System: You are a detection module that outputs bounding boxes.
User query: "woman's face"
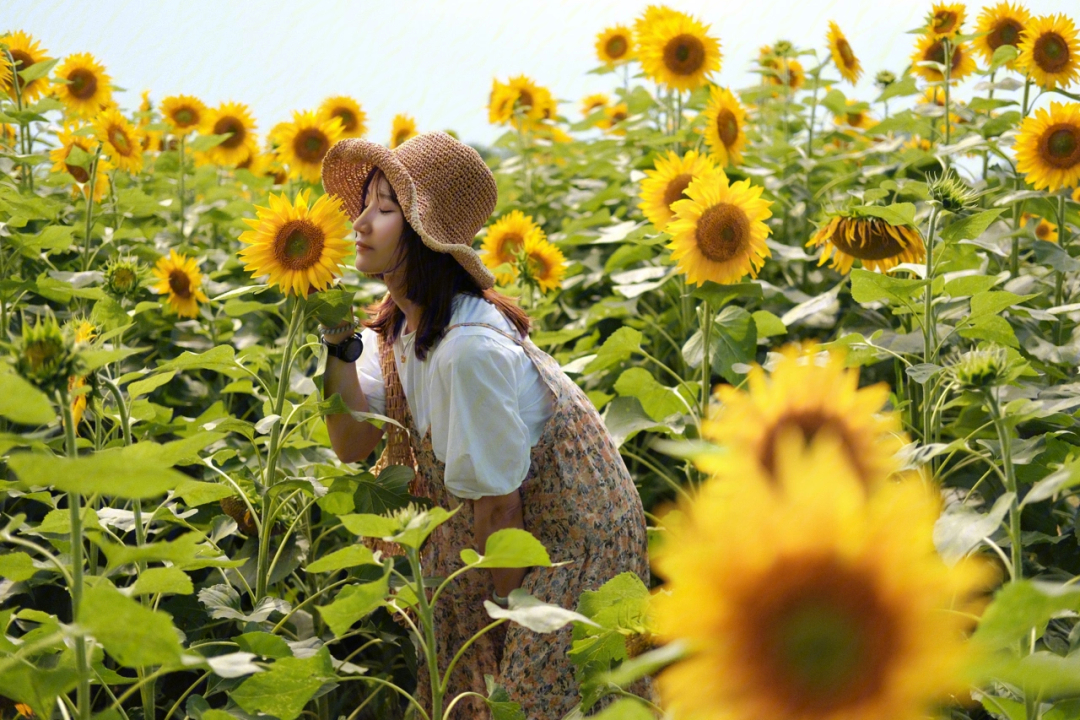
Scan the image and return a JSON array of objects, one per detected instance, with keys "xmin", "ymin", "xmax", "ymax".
[{"xmin": 353, "ymin": 172, "xmax": 405, "ymax": 278}]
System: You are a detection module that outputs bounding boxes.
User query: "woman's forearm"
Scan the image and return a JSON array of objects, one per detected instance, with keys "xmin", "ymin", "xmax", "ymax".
[
  {"xmin": 473, "ymin": 489, "xmax": 526, "ymax": 596},
  {"xmin": 323, "ymin": 355, "xmax": 383, "ymax": 463}
]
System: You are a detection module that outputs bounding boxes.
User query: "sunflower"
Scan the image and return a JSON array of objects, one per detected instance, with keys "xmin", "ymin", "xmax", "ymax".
[
  {"xmin": 910, "ymin": 34, "xmax": 977, "ymax": 83},
  {"xmin": 0, "ymin": 31, "xmax": 52, "ymax": 103},
  {"xmin": 1014, "ymin": 101, "xmax": 1080, "ymax": 192},
  {"xmin": 481, "ymin": 210, "xmax": 545, "ymax": 285},
  {"xmin": 580, "ymin": 93, "xmax": 610, "ymax": 118},
  {"xmin": 598, "ymin": 103, "xmax": 629, "ymax": 135},
  {"xmin": 1, "ymin": 123, "xmax": 16, "ymax": 147},
  {"xmin": 596, "ymin": 24, "xmax": 635, "ymax": 67},
  {"xmin": 488, "ymin": 79, "xmax": 518, "ymax": 125},
  {"xmin": 49, "ymin": 125, "xmax": 111, "ymax": 202},
  {"xmin": 827, "ymin": 21, "xmax": 863, "ymax": 85},
  {"xmin": 137, "ymin": 90, "xmax": 153, "ymax": 125},
  {"xmin": 702, "ymin": 343, "xmax": 905, "ymax": 485},
  {"xmin": 834, "ymin": 100, "xmax": 876, "ymax": 131},
  {"xmin": 974, "ymin": 2, "xmax": 1030, "ymax": 68},
  {"xmin": 205, "ymin": 101, "xmax": 257, "ymax": 166},
  {"xmin": 701, "ymin": 85, "xmax": 747, "ymax": 167},
  {"xmin": 238, "ymin": 190, "xmax": 352, "ymax": 297},
  {"xmin": 666, "ymin": 168, "xmax": 772, "ymax": 286},
  {"xmin": 925, "ymin": 2, "xmax": 966, "ymax": 37},
  {"xmin": 53, "ymin": 53, "xmax": 112, "ymax": 118},
  {"xmin": 161, "ymin": 95, "xmax": 208, "ymax": 134},
  {"xmin": 151, "ymin": 250, "xmax": 209, "ymax": 318},
  {"xmin": 504, "ymin": 75, "xmax": 558, "ymax": 126},
  {"xmin": 654, "ymin": 432, "xmax": 989, "ymax": 720},
  {"xmin": 274, "ymin": 110, "xmax": 344, "ymax": 183},
  {"xmin": 390, "ymin": 113, "xmax": 418, "ymax": 148},
  {"xmin": 1073, "ymin": 187, "xmax": 1080, "ymax": 203},
  {"xmin": 1020, "ymin": 213, "xmax": 1059, "ymax": 242},
  {"xmin": 69, "ymin": 374, "xmax": 89, "ymax": 430},
  {"xmin": 92, "ymin": 108, "xmax": 144, "ymax": 174},
  {"xmin": 807, "ymin": 212, "xmax": 926, "ymax": 274},
  {"xmin": 639, "ymin": 150, "xmax": 716, "ymax": 231},
  {"xmin": 633, "ymin": 5, "xmax": 680, "ymax": 45},
  {"xmin": 1017, "ymin": 14, "xmax": 1080, "ymax": 90},
  {"xmin": 760, "ymin": 48, "xmax": 806, "ymax": 91},
  {"xmin": 522, "ymin": 235, "xmax": 566, "ymax": 293},
  {"xmin": 638, "ymin": 11, "xmax": 721, "ymax": 93},
  {"xmin": 317, "ymin": 95, "xmax": 367, "ymax": 139}
]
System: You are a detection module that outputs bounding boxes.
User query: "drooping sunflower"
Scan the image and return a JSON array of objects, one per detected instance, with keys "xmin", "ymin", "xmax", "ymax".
[
  {"xmin": 702, "ymin": 343, "xmax": 905, "ymax": 486},
  {"xmin": 596, "ymin": 24, "xmax": 635, "ymax": 67},
  {"xmin": 827, "ymin": 21, "xmax": 863, "ymax": 85},
  {"xmin": 910, "ymin": 34, "xmax": 977, "ymax": 82},
  {"xmin": 274, "ymin": 110, "xmax": 344, "ymax": 183},
  {"xmin": 93, "ymin": 108, "xmax": 144, "ymax": 174},
  {"xmin": 598, "ymin": 103, "xmax": 629, "ymax": 135},
  {"xmin": 1014, "ymin": 101, "xmax": 1080, "ymax": 192},
  {"xmin": 238, "ymin": 190, "xmax": 352, "ymax": 297},
  {"xmin": 654, "ymin": 433, "xmax": 989, "ymax": 720},
  {"xmin": 205, "ymin": 101, "xmax": 258, "ymax": 166},
  {"xmin": 638, "ymin": 11, "xmax": 721, "ymax": 93},
  {"xmin": 925, "ymin": 2, "xmax": 966, "ymax": 37},
  {"xmin": 974, "ymin": 2, "xmax": 1031, "ymax": 68},
  {"xmin": 666, "ymin": 168, "xmax": 773, "ymax": 287},
  {"xmin": 1017, "ymin": 14, "xmax": 1080, "ymax": 91},
  {"xmin": 807, "ymin": 212, "xmax": 926, "ymax": 274},
  {"xmin": 161, "ymin": 95, "xmax": 209, "ymax": 134},
  {"xmin": 0, "ymin": 31, "xmax": 52, "ymax": 103},
  {"xmin": 834, "ymin": 100, "xmax": 877, "ymax": 131},
  {"xmin": 49, "ymin": 125, "xmax": 111, "ymax": 202},
  {"xmin": 1020, "ymin": 213, "xmax": 1059, "ymax": 243},
  {"xmin": 481, "ymin": 210, "xmax": 546, "ymax": 285},
  {"xmin": 318, "ymin": 95, "xmax": 367, "ymax": 139},
  {"xmin": 580, "ymin": 93, "xmax": 610, "ymax": 118},
  {"xmin": 53, "ymin": 53, "xmax": 113, "ymax": 118},
  {"xmin": 152, "ymin": 250, "xmax": 209, "ymax": 318},
  {"xmin": 389, "ymin": 114, "xmax": 418, "ymax": 149},
  {"xmin": 522, "ymin": 235, "xmax": 566, "ymax": 294},
  {"xmin": 701, "ymin": 85, "xmax": 747, "ymax": 167},
  {"xmin": 639, "ymin": 150, "xmax": 716, "ymax": 230}
]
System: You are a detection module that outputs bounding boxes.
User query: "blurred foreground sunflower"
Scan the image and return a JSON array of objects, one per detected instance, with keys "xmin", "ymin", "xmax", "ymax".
[
  {"xmin": 666, "ymin": 168, "xmax": 772, "ymax": 286},
  {"xmin": 910, "ymin": 34, "xmax": 977, "ymax": 82},
  {"xmin": 389, "ymin": 114, "xmax": 418, "ymax": 148},
  {"xmin": 595, "ymin": 25, "xmax": 634, "ymax": 67},
  {"xmin": 161, "ymin": 95, "xmax": 208, "ymax": 134},
  {"xmin": 598, "ymin": 103, "xmax": 629, "ymax": 135},
  {"xmin": 974, "ymin": 2, "xmax": 1030, "ymax": 68},
  {"xmin": 49, "ymin": 125, "xmax": 110, "ymax": 202},
  {"xmin": 638, "ymin": 10, "xmax": 721, "ymax": 93},
  {"xmin": 1017, "ymin": 14, "xmax": 1080, "ymax": 90},
  {"xmin": 807, "ymin": 211, "xmax": 925, "ymax": 274},
  {"xmin": 701, "ymin": 86, "xmax": 746, "ymax": 167},
  {"xmin": 1014, "ymin": 101, "xmax": 1080, "ymax": 192},
  {"xmin": 54, "ymin": 53, "xmax": 113, "ymax": 118},
  {"xmin": 318, "ymin": 95, "xmax": 367, "ymax": 138},
  {"xmin": 522, "ymin": 235, "xmax": 566, "ymax": 293},
  {"xmin": 654, "ymin": 433, "xmax": 989, "ymax": 720},
  {"xmin": 639, "ymin": 149, "xmax": 716, "ymax": 229},
  {"xmin": 827, "ymin": 21, "xmax": 862, "ymax": 85},
  {"xmin": 0, "ymin": 31, "xmax": 52, "ymax": 103},
  {"xmin": 152, "ymin": 250, "xmax": 209, "ymax": 318},
  {"xmin": 580, "ymin": 93, "xmax": 609, "ymax": 118},
  {"xmin": 702, "ymin": 343, "xmax": 905, "ymax": 486},
  {"xmin": 275, "ymin": 110, "xmax": 343, "ymax": 183},
  {"xmin": 1020, "ymin": 213, "xmax": 1059, "ymax": 242},
  {"xmin": 925, "ymin": 2, "xmax": 966, "ymax": 37},
  {"xmin": 238, "ymin": 190, "xmax": 351, "ymax": 297},
  {"xmin": 481, "ymin": 210, "xmax": 545, "ymax": 285},
  {"xmin": 93, "ymin": 108, "xmax": 144, "ymax": 174},
  {"xmin": 205, "ymin": 101, "xmax": 258, "ymax": 166}
]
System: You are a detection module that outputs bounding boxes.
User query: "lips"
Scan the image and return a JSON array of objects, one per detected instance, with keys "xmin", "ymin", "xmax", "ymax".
[{"xmin": 356, "ymin": 241, "xmax": 373, "ymax": 251}]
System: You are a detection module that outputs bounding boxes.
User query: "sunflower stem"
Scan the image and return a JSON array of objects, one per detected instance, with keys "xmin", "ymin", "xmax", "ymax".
[
  {"xmin": 406, "ymin": 546, "xmax": 442, "ymax": 720},
  {"xmin": 1055, "ymin": 193, "xmax": 1069, "ymax": 345},
  {"xmin": 4, "ymin": 48, "xmax": 31, "ymax": 193},
  {"xmin": 982, "ymin": 69, "xmax": 996, "ymax": 180},
  {"xmin": 804, "ymin": 59, "xmax": 824, "ymax": 161},
  {"xmin": 921, "ymin": 205, "xmax": 941, "ymax": 446},
  {"xmin": 178, "ymin": 134, "xmax": 186, "ymax": 239},
  {"xmin": 81, "ymin": 148, "xmax": 102, "ymax": 273},
  {"xmin": 942, "ymin": 38, "xmax": 952, "ymax": 152},
  {"xmin": 698, "ymin": 300, "xmax": 713, "ymax": 426},
  {"xmin": 1021, "ymin": 74, "xmax": 1031, "ymax": 118},
  {"xmin": 987, "ymin": 390, "xmax": 1022, "ymax": 583}
]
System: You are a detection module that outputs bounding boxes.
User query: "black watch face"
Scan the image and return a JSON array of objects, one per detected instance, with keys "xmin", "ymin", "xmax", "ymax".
[{"xmin": 340, "ymin": 335, "xmax": 364, "ymax": 362}]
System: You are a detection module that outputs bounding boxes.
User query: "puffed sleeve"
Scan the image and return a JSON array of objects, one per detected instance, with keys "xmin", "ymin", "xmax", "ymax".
[
  {"xmin": 430, "ymin": 334, "xmax": 531, "ymax": 500},
  {"xmin": 354, "ymin": 327, "xmax": 385, "ymax": 416}
]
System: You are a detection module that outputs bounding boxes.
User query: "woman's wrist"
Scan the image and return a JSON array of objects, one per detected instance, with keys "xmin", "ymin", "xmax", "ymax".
[{"xmin": 320, "ymin": 316, "xmax": 359, "ymax": 345}]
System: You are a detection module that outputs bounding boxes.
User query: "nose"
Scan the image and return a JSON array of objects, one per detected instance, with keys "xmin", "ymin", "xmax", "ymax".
[{"xmin": 354, "ymin": 203, "xmax": 372, "ymax": 231}]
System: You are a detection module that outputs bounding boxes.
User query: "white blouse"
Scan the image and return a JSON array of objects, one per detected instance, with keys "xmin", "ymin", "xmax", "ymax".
[{"xmin": 356, "ymin": 294, "xmax": 556, "ymax": 500}]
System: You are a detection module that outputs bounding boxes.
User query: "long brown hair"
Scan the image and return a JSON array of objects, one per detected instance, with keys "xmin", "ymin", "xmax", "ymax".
[{"xmin": 359, "ymin": 170, "xmax": 529, "ymax": 360}]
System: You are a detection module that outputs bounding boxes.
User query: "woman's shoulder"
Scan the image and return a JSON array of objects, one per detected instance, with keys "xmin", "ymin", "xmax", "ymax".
[{"xmin": 447, "ymin": 293, "xmax": 520, "ymax": 339}]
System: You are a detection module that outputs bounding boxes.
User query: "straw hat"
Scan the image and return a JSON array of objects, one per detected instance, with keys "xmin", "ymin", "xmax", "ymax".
[{"xmin": 321, "ymin": 131, "xmax": 497, "ymax": 289}]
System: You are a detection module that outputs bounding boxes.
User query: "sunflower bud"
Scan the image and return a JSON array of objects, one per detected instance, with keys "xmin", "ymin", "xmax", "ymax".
[
  {"xmin": 16, "ymin": 315, "xmax": 84, "ymax": 395},
  {"xmin": 948, "ymin": 345, "xmax": 1013, "ymax": 391},
  {"xmin": 927, "ymin": 170, "xmax": 978, "ymax": 213},
  {"xmin": 103, "ymin": 257, "xmax": 145, "ymax": 299},
  {"xmin": 772, "ymin": 39, "xmax": 794, "ymax": 56},
  {"xmin": 875, "ymin": 70, "xmax": 897, "ymax": 90}
]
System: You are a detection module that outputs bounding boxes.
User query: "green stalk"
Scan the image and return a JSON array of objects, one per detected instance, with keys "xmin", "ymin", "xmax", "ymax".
[
  {"xmin": 178, "ymin": 135, "xmax": 186, "ymax": 239},
  {"xmin": 921, "ymin": 205, "xmax": 941, "ymax": 445},
  {"xmin": 406, "ymin": 548, "xmax": 443, "ymax": 720},
  {"xmin": 987, "ymin": 391, "xmax": 1022, "ymax": 582},
  {"xmin": 804, "ymin": 57, "xmax": 829, "ymax": 160},
  {"xmin": 81, "ymin": 149, "xmax": 102, "ymax": 272},
  {"xmin": 59, "ymin": 387, "xmax": 90, "ymax": 720},
  {"xmin": 698, "ymin": 300, "xmax": 713, "ymax": 426},
  {"xmin": 982, "ymin": 69, "xmax": 996, "ymax": 180},
  {"xmin": 1021, "ymin": 74, "xmax": 1031, "ymax": 118},
  {"xmin": 1055, "ymin": 193, "xmax": 1069, "ymax": 344},
  {"xmin": 4, "ymin": 48, "xmax": 30, "ymax": 193},
  {"xmin": 942, "ymin": 38, "xmax": 952, "ymax": 150}
]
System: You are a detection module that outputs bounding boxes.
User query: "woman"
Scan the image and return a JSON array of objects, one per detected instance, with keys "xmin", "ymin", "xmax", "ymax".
[{"xmin": 320, "ymin": 131, "xmax": 648, "ymax": 719}]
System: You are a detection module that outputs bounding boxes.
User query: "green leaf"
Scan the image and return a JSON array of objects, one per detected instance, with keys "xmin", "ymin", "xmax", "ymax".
[
  {"xmin": 589, "ymin": 699, "xmax": 655, "ymax": 720},
  {"xmin": 974, "ymin": 581, "xmax": 1080, "ymax": 650},
  {"xmin": 969, "ymin": 291, "xmax": 1036, "ymax": 319},
  {"xmin": 484, "ymin": 589, "xmax": 598, "ymax": 633},
  {"xmin": 583, "ymin": 327, "xmax": 642, "ymax": 374},
  {"xmin": 78, "ymin": 582, "xmax": 184, "ymax": 667},
  {"xmin": 1022, "ymin": 460, "xmax": 1080, "ymax": 507},
  {"xmin": 91, "ymin": 297, "xmax": 129, "ymax": 330},
  {"xmin": 304, "ymin": 545, "xmax": 377, "ymax": 573},
  {"xmin": 129, "ymin": 566, "xmax": 194, "ymax": 597},
  {"xmin": 0, "ymin": 662, "xmax": 78, "ymax": 719},
  {"xmin": 126, "ymin": 370, "xmax": 176, "ymax": 399},
  {"xmin": 175, "ymin": 480, "xmax": 236, "ymax": 507},
  {"xmin": 933, "ymin": 492, "xmax": 1014, "ymax": 564},
  {"xmin": 187, "ymin": 133, "xmax": 231, "ymax": 153},
  {"xmin": 0, "ymin": 371, "xmax": 55, "ymax": 425},
  {"xmin": 231, "ymin": 648, "xmax": 334, "ymax": 720},
  {"xmin": 80, "ymin": 347, "xmax": 144, "ymax": 372},
  {"xmin": 958, "ymin": 314, "xmax": 1020, "ymax": 348},
  {"xmin": 850, "ymin": 268, "xmax": 928, "ymax": 306},
  {"xmin": 689, "ymin": 281, "xmax": 763, "ymax": 307},
  {"xmin": 308, "ymin": 287, "xmax": 354, "ymax": 327},
  {"xmin": 351, "ymin": 466, "xmax": 413, "ymax": 515},
  {"xmin": 9, "ymin": 449, "xmax": 191, "ymax": 499},
  {"xmin": 751, "ymin": 310, "xmax": 787, "ymax": 338},
  {"xmin": 602, "ymin": 396, "xmax": 680, "ymax": 447},
  {"xmin": 99, "ymin": 532, "xmax": 203, "ymax": 570},
  {"xmin": 18, "ymin": 58, "xmax": 59, "ymax": 83},
  {"xmin": 941, "ymin": 209, "xmax": 1007, "ymax": 243},
  {"xmin": 339, "ymin": 513, "xmax": 401, "ymax": 538},
  {"xmin": 460, "ymin": 528, "xmax": 552, "ymax": 569},
  {"xmin": 712, "ymin": 306, "xmax": 757, "ymax": 385},
  {"xmin": 155, "ymin": 345, "xmax": 242, "ymax": 375},
  {"xmin": 0, "ymin": 551, "xmax": 36, "ymax": 581},
  {"xmin": 614, "ymin": 368, "xmax": 687, "ymax": 423},
  {"xmin": 317, "ymin": 573, "xmax": 389, "ymax": 637},
  {"xmin": 990, "ymin": 44, "xmax": 1020, "ymax": 71},
  {"xmin": 234, "ymin": 632, "xmax": 292, "ymax": 659},
  {"xmin": 944, "ymin": 275, "xmax": 998, "ymax": 298},
  {"xmin": 851, "ymin": 202, "xmax": 916, "ymax": 227},
  {"xmin": 570, "ymin": 573, "xmax": 651, "ymax": 686},
  {"xmin": 16, "ymin": 225, "xmax": 75, "ymax": 253},
  {"xmin": 876, "ymin": 75, "xmax": 918, "ymax": 102},
  {"xmin": 820, "ymin": 88, "xmax": 849, "ymax": 116}
]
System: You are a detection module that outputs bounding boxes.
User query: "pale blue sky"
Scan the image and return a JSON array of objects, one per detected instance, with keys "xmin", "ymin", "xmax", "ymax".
[{"xmin": 7, "ymin": 0, "xmax": 1076, "ymax": 146}]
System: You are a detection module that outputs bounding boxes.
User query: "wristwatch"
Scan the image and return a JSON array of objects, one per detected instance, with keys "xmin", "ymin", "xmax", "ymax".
[{"xmin": 323, "ymin": 332, "xmax": 364, "ymax": 363}]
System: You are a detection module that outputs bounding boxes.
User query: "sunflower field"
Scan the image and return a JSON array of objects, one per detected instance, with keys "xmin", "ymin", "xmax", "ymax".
[{"xmin": 3, "ymin": 2, "xmax": 1080, "ymax": 719}]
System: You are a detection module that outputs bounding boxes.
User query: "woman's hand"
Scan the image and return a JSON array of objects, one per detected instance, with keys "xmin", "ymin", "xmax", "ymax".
[{"xmin": 320, "ymin": 307, "xmax": 357, "ymax": 345}]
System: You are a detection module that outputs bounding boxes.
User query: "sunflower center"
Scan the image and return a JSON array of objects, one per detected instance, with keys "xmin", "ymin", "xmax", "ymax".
[
  {"xmin": 9, "ymin": 50, "xmax": 32, "ymax": 75},
  {"xmin": 274, "ymin": 219, "xmax": 326, "ymax": 271},
  {"xmin": 1040, "ymin": 125, "xmax": 1080, "ymax": 168},
  {"xmin": 758, "ymin": 410, "xmax": 871, "ymax": 482},
  {"xmin": 830, "ymin": 218, "xmax": 909, "ymax": 261},
  {"xmin": 932, "ymin": 11, "xmax": 958, "ymax": 34},
  {"xmin": 716, "ymin": 109, "xmax": 739, "ymax": 147},
  {"xmin": 989, "ymin": 19, "xmax": 1023, "ymax": 49},
  {"xmin": 112, "ymin": 267, "xmax": 137, "ymax": 291},
  {"xmin": 606, "ymin": 35, "xmax": 629, "ymax": 59},
  {"xmin": 662, "ymin": 174, "xmax": 694, "ymax": 209},
  {"xmin": 496, "ymin": 232, "xmax": 525, "ymax": 261},
  {"xmin": 610, "ymin": 109, "xmax": 627, "ymax": 123},
  {"xmin": 65, "ymin": 147, "xmax": 90, "ymax": 183},
  {"xmin": 836, "ymin": 38, "xmax": 856, "ymax": 67},
  {"xmin": 1034, "ymin": 32, "xmax": 1070, "ymax": 72},
  {"xmin": 168, "ymin": 269, "xmax": 192, "ymax": 299},
  {"xmin": 925, "ymin": 39, "xmax": 963, "ymax": 72},
  {"xmin": 527, "ymin": 251, "xmax": 551, "ymax": 279},
  {"xmin": 663, "ymin": 34, "xmax": 706, "ymax": 76},
  {"xmin": 1036, "ymin": 222, "xmax": 1054, "ymax": 240},
  {"xmin": 214, "ymin": 117, "xmax": 246, "ymax": 149},
  {"xmin": 294, "ymin": 128, "xmax": 329, "ymax": 164},
  {"xmin": 517, "ymin": 90, "xmax": 534, "ymax": 110},
  {"xmin": 109, "ymin": 126, "xmax": 133, "ymax": 156},
  {"xmin": 394, "ymin": 130, "xmax": 410, "ymax": 146},
  {"xmin": 334, "ymin": 108, "xmax": 357, "ymax": 132},
  {"xmin": 174, "ymin": 107, "xmax": 196, "ymax": 127},
  {"xmin": 67, "ymin": 68, "xmax": 98, "ymax": 100},
  {"xmin": 847, "ymin": 112, "xmax": 864, "ymax": 126},
  {"xmin": 695, "ymin": 203, "xmax": 750, "ymax": 263}
]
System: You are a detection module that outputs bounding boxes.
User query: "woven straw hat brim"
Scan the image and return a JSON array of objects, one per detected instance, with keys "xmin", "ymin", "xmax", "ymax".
[{"xmin": 321, "ymin": 134, "xmax": 496, "ymax": 290}]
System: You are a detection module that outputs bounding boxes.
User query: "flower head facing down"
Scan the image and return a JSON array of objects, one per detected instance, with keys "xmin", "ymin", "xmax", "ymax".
[
  {"xmin": 807, "ymin": 212, "xmax": 925, "ymax": 274},
  {"xmin": 390, "ymin": 114, "xmax": 418, "ymax": 148},
  {"xmin": 827, "ymin": 21, "xmax": 863, "ymax": 85},
  {"xmin": 152, "ymin": 250, "xmax": 209, "ymax": 318},
  {"xmin": 1020, "ymin": 212, "xmax": 1059, "ymax": 243},
  {"xmin": 580, "ymin": 93, "xmax": 610, "ymax": 119},
  {"xmin": 1014, "ymin": 101, "xmax": 1080, "ymax": 193}
]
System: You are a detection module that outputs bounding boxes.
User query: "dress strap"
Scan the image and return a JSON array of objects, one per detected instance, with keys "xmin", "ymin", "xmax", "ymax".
[{"xmin": 374, "ymin": 334, "xmax": 416, "ymax": 470}]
